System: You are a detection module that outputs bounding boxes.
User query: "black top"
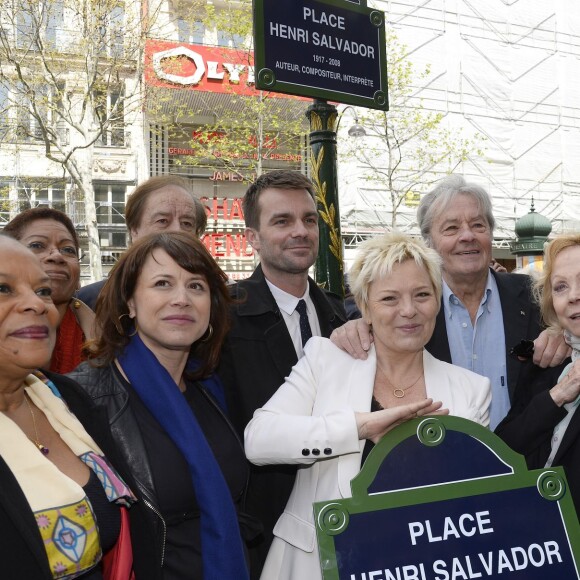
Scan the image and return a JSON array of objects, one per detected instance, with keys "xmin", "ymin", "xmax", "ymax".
[
  {"xmin": 218, "ymin": 265, "xmax": 347, "ymax": 579},
  {"xmin": 80, "ymin": 469, "xmax": 121, "ymax": 579},
  {"xmin": 361, "ymin": 396, "xmax": 383, "ymax": 466},
  {"xmin": 120, "ymin": 368, "xmax": 248, "ymax": 580},
  {"xmin": 84, "ymin": 468, "xmax": 121, "ymax": 553}
]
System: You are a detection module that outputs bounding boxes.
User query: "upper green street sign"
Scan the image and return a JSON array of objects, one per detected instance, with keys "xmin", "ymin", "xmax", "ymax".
[{"xmin": 253, "ymin": 0, "xmax": 389, "ymax": 110}]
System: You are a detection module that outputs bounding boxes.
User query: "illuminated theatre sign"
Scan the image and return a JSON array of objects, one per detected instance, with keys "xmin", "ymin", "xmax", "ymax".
[
  {"xmin": 253, "ymin": 0, "xmax": 388, "ymax": 110},
  {"xmin": 315, "ymin": 416, "xmax": 580, "ymax": 580},
  {"xmin": 200, "ymin": 193, "xmax": 253, "ymax": 267}
]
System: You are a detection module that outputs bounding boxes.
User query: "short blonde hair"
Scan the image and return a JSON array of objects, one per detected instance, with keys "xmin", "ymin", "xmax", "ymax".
[
  {"xmin": 349, "ymin": 232, "xmax": 443, "ymax": 320},
  {"xmin": 534, "ymin": 234, "xmax": 580, "ymax": 330}
]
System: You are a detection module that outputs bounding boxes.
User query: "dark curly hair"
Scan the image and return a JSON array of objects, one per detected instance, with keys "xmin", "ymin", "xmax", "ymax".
[
  {"xmin": 89, "ymin": 232, "xmax": 230, "ymax": 379},
  {"xmin": 3, "ymin": 206, "xmax": 79, "ymax": 250}
]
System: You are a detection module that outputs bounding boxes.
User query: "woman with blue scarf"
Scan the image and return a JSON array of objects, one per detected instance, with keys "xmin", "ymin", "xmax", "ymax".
[
  {"xmin": 497, "ymin": 234, "xmax": 580, "ymax": 515},
  {"xmin": 68, "ymin": 232, "xmax": 250, "ymax": 580}
]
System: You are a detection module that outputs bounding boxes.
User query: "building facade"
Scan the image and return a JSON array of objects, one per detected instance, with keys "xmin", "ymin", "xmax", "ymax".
[
  {"xmin": 2, "ymin": 0, "xmax": 580, "ymax": 279},
  {"xmin": 339, "ymin": 0, "xmax": 580, "ymax": 268}
]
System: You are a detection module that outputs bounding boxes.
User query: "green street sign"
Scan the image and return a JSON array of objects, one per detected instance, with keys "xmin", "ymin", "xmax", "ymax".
[
  {"xmin": 253, "ymin": 0, "xmax": 388, "ymax": 110},
  {"xmin": 315, "ymin": 416, "xmax": 580, "ymax": 579}
]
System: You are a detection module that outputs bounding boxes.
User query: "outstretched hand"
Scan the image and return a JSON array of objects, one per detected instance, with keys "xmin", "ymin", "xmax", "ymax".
[{"xmin": 355, "ymin": 398, "xmax": 448, "ymax": 443}]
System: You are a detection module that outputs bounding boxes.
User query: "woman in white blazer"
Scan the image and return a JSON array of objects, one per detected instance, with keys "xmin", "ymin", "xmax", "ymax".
[{"xmin": 244, "ymin": 232, "xmax": 491, "ymax": 580}]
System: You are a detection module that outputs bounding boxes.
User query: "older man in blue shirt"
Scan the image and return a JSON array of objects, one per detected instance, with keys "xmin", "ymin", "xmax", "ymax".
[{"xmin": 442, "ymin": 275, "xmax": 509, "ymax": 428}]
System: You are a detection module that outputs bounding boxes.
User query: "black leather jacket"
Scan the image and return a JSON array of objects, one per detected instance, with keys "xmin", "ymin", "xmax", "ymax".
[
  {"xmin": 67, "ymin": 361, "xmax": 248, "ymax": 579},
  {"xmin": 68, "ymin": 362, "xmax": 166, "ymax": 577}
]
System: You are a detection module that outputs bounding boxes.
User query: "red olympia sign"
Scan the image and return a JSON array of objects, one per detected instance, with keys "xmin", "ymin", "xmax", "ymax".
[{"xmin": 145, "ymin": 40, "xmax": 257, "ymax": 96}]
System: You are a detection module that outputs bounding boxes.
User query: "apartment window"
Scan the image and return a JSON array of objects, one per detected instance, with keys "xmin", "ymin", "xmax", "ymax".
[
  {"xmin": 0, "ymin": 181, "xmax": 11, "ymax": 225},
  {"xmin": 14, "ymin": 0, "xmax": 64, "ymax": 51},
  {"xmin": 0, "ymin": 84, "xmax": 9, "ymax": 141},
  {"xmin": 95, "ymin": 88, "xmax": 125, "ymax": 147},
  {"xmin": 97, "ymin": 2, "xmax": 125, "ymax": 57},
  {"xmin": 44, "ymin": 0, "xmax": 64, "ymax": 48},
  {"xmin": 16, "ymin": 84, "xmax": 46, "ymax": 141},
  {"xmin": 15, "ymin": 6, "xmax": 33, "ymax": 49},
  {"xmin": 109, "ymin": 4, "xmax": 125, "ymax": 57},
  {"xmin": 14, "ymin": 82, "xmax": 65, "ymax": 143},
  {"xmin": 94, "ymin": 183, "xmax": 127, "ymax": 247},
  {"xmin": 16, "ymin": 181, "xmax": 66, "ymax": 213},
  {"xmin": 216, "ymin": 29, "xmax": 245, "ymax": 49},
  {"xmin": 178, "ymin": 18, "xmax": 204, "ymax": 44}
]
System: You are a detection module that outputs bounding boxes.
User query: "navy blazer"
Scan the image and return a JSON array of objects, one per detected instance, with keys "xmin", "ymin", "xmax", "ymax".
[
  {"xmin": 495, "ymin": 361, "xmax": 579, "ymax": 512},
  {"xmin": 219, "ymin": 264, "xmax": 347, "ymax": 436},
  {"xmin": 426, "ymin": 270, "xmax": 545, "ymax": 402},
  {"xmin": 76, "ymin": 279, "xmax": 106, "ymax": 311},
  {"xmin": 218, "ymin": 264, "xmax": 346, "ymax": 578}
]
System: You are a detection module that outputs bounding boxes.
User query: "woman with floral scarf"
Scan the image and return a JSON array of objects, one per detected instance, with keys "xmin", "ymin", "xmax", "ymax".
[{"xmin": 0, "ymin": 235, "xmax": 135, "ymax": 579}]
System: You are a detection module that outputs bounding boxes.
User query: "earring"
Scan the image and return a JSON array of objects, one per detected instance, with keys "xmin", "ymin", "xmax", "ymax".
[
  {"xmin": 200, "ymin": 324, "xmax": 213, "ymax": 342},
  {"xmin": 116, "ymin": 313, "xmax": 138, "ymax": 337}
]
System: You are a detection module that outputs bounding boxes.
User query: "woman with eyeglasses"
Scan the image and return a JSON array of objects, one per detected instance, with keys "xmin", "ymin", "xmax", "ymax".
[{"xmin": 4, "ymin": 207, "xmax": 95, "ymax": 373}]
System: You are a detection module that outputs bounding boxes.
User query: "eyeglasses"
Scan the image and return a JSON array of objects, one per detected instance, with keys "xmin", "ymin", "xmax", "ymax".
[{"xmin": 27, "ymin": 242, "xmax": 80, "ymax": 261}]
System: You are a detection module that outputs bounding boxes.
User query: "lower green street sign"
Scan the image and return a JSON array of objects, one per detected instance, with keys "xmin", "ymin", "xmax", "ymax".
[{"xmin": 315, "ymin": 416, "xmax": 580, "ymax": 579}]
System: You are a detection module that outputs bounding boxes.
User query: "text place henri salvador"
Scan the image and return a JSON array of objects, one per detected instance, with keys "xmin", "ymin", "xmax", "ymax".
[{"xmin": 348, "ymin": 510, "xmax": 565, "ymax": 580}]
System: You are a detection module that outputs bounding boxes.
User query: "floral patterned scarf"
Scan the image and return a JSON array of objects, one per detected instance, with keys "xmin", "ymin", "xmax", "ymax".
[{"xmin": 0, "ymin": 373, "xmax": 135, "ymax": 579}]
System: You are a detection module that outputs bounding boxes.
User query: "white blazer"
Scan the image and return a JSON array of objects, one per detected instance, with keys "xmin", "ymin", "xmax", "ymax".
[{"xmin": 244, "ymin": 337, "xmax": 491, "ymax": 580}]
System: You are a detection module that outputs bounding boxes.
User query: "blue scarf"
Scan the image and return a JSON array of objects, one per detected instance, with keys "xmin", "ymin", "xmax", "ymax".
[{"xmin": 118, "ymin": 334, "xmax": 248, "ymax": 580}]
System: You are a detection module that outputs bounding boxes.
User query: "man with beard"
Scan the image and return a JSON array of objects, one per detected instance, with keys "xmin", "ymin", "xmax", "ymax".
[{"xmin": 218, "ymin": 170, "xmax": 346, "ymax": 578}]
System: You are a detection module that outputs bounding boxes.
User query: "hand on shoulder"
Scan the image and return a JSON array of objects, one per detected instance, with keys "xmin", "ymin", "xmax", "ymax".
[
  {"xmin": 533, "ymin": 329, "xmax": 572, "ymax": 368},
  {"xmin": 330, "ymin": 319, "xmax": 373, "ymax": 360}
]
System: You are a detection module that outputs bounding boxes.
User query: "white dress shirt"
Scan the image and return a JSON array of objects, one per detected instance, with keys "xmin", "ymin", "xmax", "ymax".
[{"xmin": 265, "ymin": 279, "xmax": 321, "ymax": 358}]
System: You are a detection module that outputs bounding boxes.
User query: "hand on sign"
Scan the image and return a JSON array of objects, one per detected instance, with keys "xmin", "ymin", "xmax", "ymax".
[{"xmin": 355, "ymin": 398, "xmax": 447, "ymax": 443}]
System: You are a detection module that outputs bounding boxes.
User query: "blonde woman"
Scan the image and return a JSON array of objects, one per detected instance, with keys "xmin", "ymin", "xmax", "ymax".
[
  {"xmin": 497, "ymin": 234, "xmax": 580, "ymax": 515},
  {"xmin": 245, "ymin": 232, "xmax": 491, "ymax": 580}
]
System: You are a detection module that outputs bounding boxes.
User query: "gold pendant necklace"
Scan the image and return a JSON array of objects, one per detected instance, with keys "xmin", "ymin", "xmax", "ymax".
[
  {"xmin": 24, "ymin": 393, "xmax": 50, "ymax": 455},
  {"xmin": 376, "ymin": 360, "xmax": 423, "ymax": 398}
]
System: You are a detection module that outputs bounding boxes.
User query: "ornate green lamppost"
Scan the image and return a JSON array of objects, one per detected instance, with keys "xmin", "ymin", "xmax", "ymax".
[{"xmin": 307, "ymin": 99, "xmax": 344, "ymax": 297}]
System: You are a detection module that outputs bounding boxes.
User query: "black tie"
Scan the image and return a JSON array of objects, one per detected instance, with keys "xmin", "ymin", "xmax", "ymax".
[{"xmin": 295, "ymin": 299, "xmax": 313, "ymax": 347}]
